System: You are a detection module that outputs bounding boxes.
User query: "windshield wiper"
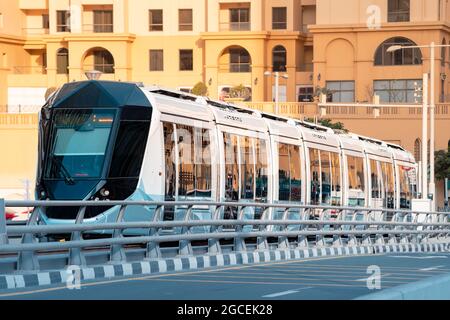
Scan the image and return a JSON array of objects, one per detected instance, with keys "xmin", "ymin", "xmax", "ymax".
[{"xmin": 50, "ymin": 155, "xmax": 76, "ymax": 185}]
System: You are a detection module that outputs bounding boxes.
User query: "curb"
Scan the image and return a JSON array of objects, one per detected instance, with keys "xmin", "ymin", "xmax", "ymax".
[{"xmin": 1, "ymin": 243, "xmax": 448, "ymax": 290}]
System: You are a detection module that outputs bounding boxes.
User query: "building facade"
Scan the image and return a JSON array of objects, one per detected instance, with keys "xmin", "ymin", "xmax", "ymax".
[{"xmin": 0, "ymin": 0, "xmax": 449, "ymax": 206}]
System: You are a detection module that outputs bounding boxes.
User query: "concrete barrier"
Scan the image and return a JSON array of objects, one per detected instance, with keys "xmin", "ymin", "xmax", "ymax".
[{"xmin": 356, "ymin": 272, "xmax": 450, "ymax": 300}]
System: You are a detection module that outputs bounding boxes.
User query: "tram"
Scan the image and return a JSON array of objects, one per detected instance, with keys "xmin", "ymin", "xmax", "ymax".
[{"xmin": 35, "ymin": 80, "xmax": 418, "ymax": 232}]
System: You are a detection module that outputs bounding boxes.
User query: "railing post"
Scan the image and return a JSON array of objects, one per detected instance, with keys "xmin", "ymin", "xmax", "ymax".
[
  {"xmin": 110, "ymin": 205, "xmax": 127, "ymax": 263},
  {"xmin": 234, "ymin": 205, "xmax": 247, "ymax": 252},
  {"xmin": 0, "ymin": 199, "xmax": 8, "ymax": 245},
  {"xmin": 146, "ymin": 205, "xmax": 162, "ymax": 259},
  {"xmin": 17, "ymin": 207, "xmax": 41, "ymax": 271},
  {"xmin": 208, "ymin": 206, "xmax": 223, "ymax": 255},
  {"xmin": 256, "ymin": 207, "xmax": 270, "ymax": 251},
  {"xmin": 69, "ymin": 206, "xmax": 87, "ymax": 267},
  {"xmin": 297, "ymin": 208, "xmax": 309, "ymax": 248},
  {"xmin": 277, "ymin": 207, "xmax": 290, "ymax": 249},
  {"xmin": 178, "ymin": 205, "xmax": 194, "ymax": 256}
]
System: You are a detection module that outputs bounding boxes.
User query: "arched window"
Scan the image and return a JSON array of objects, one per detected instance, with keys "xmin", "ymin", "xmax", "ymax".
[
  {"xmin": 374, "ymin": 37, "xmax": 422, "ymax": 66},
  {"xmin": 414, "ymin": 138, "xmax": 421, "ymax": 161},
  {"xmin": 442, "ymin": 39, "xmax": 446, "ymax": 67},
  {"xmin": 56, "ymin": 48, "xmax": 69, "ymax": 74},
  {"xmin": 93, "ymin": 49, "xmax": 114, "ymax": 73},
  {"xmin": 272, "ymin": 45, "xmax": 287, "ymax": 72}
]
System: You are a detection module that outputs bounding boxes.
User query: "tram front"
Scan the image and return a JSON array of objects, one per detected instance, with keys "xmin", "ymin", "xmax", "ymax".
[{"xmin": 35, "ymin": 80, "xmax": 152, "ymax": 223}]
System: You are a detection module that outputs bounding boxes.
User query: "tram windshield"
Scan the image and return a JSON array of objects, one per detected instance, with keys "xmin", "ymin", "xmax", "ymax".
[{"xmin": 45, "ymin": 109, "xmax": 116, "ymax": 181}]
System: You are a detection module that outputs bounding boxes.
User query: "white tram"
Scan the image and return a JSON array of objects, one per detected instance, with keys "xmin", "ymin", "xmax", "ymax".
[{"xmin": 35, "ymin": 80, "xmax": 418, "ymax": 232}]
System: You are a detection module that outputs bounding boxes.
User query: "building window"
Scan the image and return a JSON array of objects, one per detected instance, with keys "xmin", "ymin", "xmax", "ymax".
[
  {"xmin": 326, "ymin": 81, "xmax": 355, "ymax": 103},
  {"xmin": 272, "ymin": 45, "xmax": 287, "ymax": 72},
  {"xmin": 229, "ymin": 48, "xmax": 251, "ymax": 72},
  {"xmin": 414, "ymin": 138, "xmax": 421, "ymax": 161},
  {"xmin": 42, "ymin": 14, "xmax": 49, "ymax": 29},
  {"xmin": 375, "ymin": 37, "xmax": 422, "ymax": 66},
  {"xmin": 388, "ymin": 0, "xmax": 410, "ymax": 22},
  {"xmin": 374, "ymin": 79, "xmax": 422, "ymax": 103},
  {"xmin": 56, "ymin": 10, "xmax": 70, "ymax": 32},
  {"xmin": 93, "ymin": 50, "xmax": 114, "ymax": 73},
  {"xmin": 93, "ymin": 10, "xmax": 113, "ymax": 33},
  {"xmin": 272, "ymin": 7, "xmax": 287, "ymax": 30},
  {"xmin": 56, "ymin": 48, "xmax": 69, "ymax": 74},
  {"xmin": 149, "ymin": 9, "xmax": 163, "ymax": 31},
  {"xmin": 179, "ymin": 9, "xmax": 193, "ymax": 31},
  {"xmin": 442, "ymin": 39, "xmax": 447, "ymax": 67},
  {"xmin": 297, "ymin": 86, "xmax": 314, "ymax": 102},
  {"xmin": 149, "ymin": 50, "xmax": 163, "ymax": 71},
  {"xmin": 229, "ymin": 8, "xmax": 250, "ymax": 31},
  {"xmin": 179, "ymin": 49, "xmax": 193, "ymax": 71}
]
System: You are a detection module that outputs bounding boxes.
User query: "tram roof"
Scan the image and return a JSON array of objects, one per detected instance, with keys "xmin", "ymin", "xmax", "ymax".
[{"xmin": 49, "ymin": 80, "xmax": 151, "ymax": 109}]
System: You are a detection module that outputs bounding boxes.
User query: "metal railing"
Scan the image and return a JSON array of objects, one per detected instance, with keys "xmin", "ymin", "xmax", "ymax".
[
  {"xmin": 219, "ymin": 22, "xmax": 251, "ymax": 31},
  {"xmin": 82, "ymin": 24, "xmax": 114, "ymax": 33},
  {"xmin": 12, "ymin": 66, "xmax": 47, "ymax": 75},
  {"xmin": 1, "ymin": 200, "xmax": 449, "ymax": 273}
]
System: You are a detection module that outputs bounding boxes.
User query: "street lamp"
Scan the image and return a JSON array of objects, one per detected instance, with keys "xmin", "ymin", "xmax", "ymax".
[
  {"xmin": 265, "ymin": 71, "xmax": 289, "ymax": 114},
  {"xmin": 387, "ymin": 42, "xmax": 450, "ymax": 210}
]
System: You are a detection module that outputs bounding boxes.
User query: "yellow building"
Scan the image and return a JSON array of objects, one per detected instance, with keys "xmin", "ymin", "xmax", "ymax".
[{"xmin": 0, "ymin": 0, "xmax": 449, "ymax": 206}]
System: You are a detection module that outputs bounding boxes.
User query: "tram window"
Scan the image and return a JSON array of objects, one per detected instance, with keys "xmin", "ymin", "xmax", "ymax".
[
  {"xmin": 109, "ymin": 121, "xmax": 150, "ymax": 178},
  {"xmin": 290, "ymin": 145, "xmax": 302, "ymax": 202},
  {"xmin": 240, "ymin": 136, "xmax": 255, "ymax": 200},
  {"xmin": 399, "ymin": 166, "xmax": 414, "ymax": 209},
  {"xmin": 278, "ymin": 143, "xmax": 302, "ymax": 202},
  {"xmin": 194, "ymin": 128, "xmax": 212, "ymax": 198},
  {"xmin": 224, "ymin": 133, "xmax": 239, "ymax": 202},
  {"xmin": 346, "ymin": 155, "xmax": 365, "ymax": 206},
  {"xmin": 370, "ymin": 160, "xmax": 382, "ymax": 199},
  {"xmin": 381, "ymin": 162, "xmax": 395, "ymax": 208},
  {"xmin": 331, "ymin": 152, "xmax": 341, "ymax": 206},
  {"xmin": 320, "ymin": 150, "xmax": 332, "ymax": 205},
  {"xmin": 278, "ymin": 143, "xmax": 290, "ymax": 201},
  {"xmin": 309, "ymin": 148, "xmax": 320, "ymax": 205},
  {"xmin": 163, "ymin": 122, "xmax": 176, "ymax": 201},
  {"xmin": 176, "ymin": 124, "xmax": 212, "ymax": 199},
  {"xmin": 255, "ymin": 138, "xmax": 268, "ymax": 201}
]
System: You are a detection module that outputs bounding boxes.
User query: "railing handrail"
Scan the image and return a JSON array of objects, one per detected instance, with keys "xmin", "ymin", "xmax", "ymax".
[{"xmin": 3, "ymin": 200, "xmax": 447, "ymax": 216}]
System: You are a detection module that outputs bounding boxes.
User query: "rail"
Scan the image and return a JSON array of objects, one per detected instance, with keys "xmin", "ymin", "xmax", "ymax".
[{"xmin": 1, "ymin": 200, "xmax": 450, "ymax": 273}]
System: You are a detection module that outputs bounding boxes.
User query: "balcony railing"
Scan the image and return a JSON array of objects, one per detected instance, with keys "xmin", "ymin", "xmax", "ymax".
[
  {"xmin": 22, "ymin": 28, "xmax": 49, "ymax": 35},
  {"xmin": 297, "ymin": 63, "xmax": 313, "ymax": 72},
  {"xmin": 219, "ymin": 22, "xmax": 250, "ymax": 31},
  {"xmin": 388, "ymin": 10, "xmax": 410, "ymax": 22},
  {"xmin": 219, "ymin": 63, "xmax": 252, "ymax": 73},
  {"xmin": 82, "ymin": 64, "xmax": 115, "ymax": 74},
  {"xmin": 12, "ymin": 66, "xmax": 47, "ymax": 75},
  {"xmin": 82, "ymin": 24, "xmax": 114, "ymax": 33}
]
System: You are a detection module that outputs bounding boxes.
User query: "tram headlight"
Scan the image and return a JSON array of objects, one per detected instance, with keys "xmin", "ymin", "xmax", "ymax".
[{"xmin": 100, "ymin": 189, "xmax": 110, "ymax": 197}]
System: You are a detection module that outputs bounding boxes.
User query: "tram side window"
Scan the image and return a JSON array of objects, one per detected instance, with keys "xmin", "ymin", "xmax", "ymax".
[
  {"xmin": 399, "ymin": 166, "xmax": 415, "ymax": 209},
  {"xmin": 320, "ymin": 150, "xmax": 332, "ymax": 205},
  {"xmin": 331, "ymin": 152, "xmax": 342, "ymax": 206},
  {"xmin": 239, "ymin": 136, "xmax": 255, "ymax": 200},
  {"xmin": 255, "ymin": 138, "xmax": 268, "ymax": 201},
  {"xmin": 278, "ymin": 143, "xmax": 302, "ymax": 202},
  {"xmin": 177, "ymin": 124, "xmax": 212, "ymax": 199},
  {"xmin": 309, "ymin": 148, "xmax": 321, "ymax": 205},
  {"xmin": 381, "ymin": 162, "xmax": 395, "ymax": 208},
  {"xmin": 370, "ymin": 160, "xmax": 383, "ymax": 204},
  {"xmin": 163, "ymin": 122, "xmax": 176, "ymax": 201},
  {"xmin": 346, "ymin": 155, "xmax": 365, "ymax": 206},
  {"xmin": 224, "ymin": 133, "xmax": 239, "ymax": 201}
]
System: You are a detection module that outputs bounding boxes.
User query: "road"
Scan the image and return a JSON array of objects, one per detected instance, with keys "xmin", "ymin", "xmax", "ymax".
[{"xmin": 1, "ymin": 252, "xmax": 450, "ymax": 300}]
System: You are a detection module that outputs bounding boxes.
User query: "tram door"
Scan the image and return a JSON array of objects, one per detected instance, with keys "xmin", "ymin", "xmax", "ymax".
[{"xmin": 223, "ymin": 132, "xmax": 269, "ymax": 230}]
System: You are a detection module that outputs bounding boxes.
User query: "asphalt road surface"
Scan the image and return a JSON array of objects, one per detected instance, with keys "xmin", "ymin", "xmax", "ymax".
[{"xmin": 1, "ymin": 252, "xmax": 450, "ymax": 300}]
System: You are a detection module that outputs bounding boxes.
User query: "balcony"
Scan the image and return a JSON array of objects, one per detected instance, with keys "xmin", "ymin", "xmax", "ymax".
[
  {"xmin": 13, "ymin": 66, "xmax": 46, "ymax": 75},
  {"xmin": 19, "ymin": 0, "xmax": 48, "ymax": 10},
  {"xmin": 82, "ymin": 24, "xmax": 114, "ymax": 33},
  {"xmin": 219, "ymin": 22, "xmax": 250, "ymax": 32},
  {"xmin": 22, "ymin": 28, "xmax": 49, "ymax": 36}
]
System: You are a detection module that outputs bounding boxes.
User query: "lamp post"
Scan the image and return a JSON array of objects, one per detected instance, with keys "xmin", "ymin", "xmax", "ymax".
[
  {"xmin": 264, "ymin": 71, "xmax": 288, "ymax": 114},
  {"xmin": 387, "ymin": 42, "xmax": 449, "ymax": 210}
]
